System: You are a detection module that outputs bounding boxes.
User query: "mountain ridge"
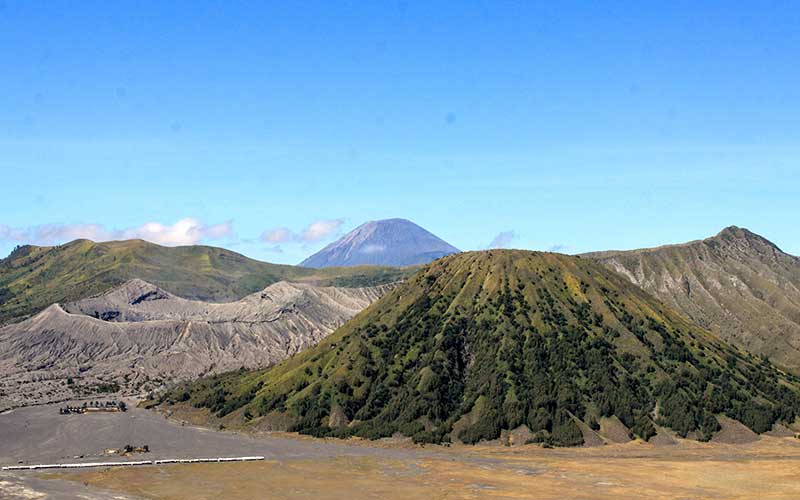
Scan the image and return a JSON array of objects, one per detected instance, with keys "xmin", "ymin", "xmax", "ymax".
[
  {"xmin": 166, "ymin": 250, "xmax": 800, "ymax": 446},
  {"xmin": 585, "ymin": 226, "xmax": 800, "ymax": 373},
  {"xmin": 0, "ymin": 238, "xmax": 412, "ymax": 325},
  {"xmin": 584, "ymin": 226, "xmax": 791, "ymax": 259}
]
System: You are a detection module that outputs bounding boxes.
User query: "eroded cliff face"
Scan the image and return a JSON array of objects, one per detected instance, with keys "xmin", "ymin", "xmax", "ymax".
[
  {"xmin": 587, "ymin": 226, "xmax": 800, "ymax": 373},
  {"xmin": 0, "ymin": 279, "xmax": 393, "ymax": 410}
]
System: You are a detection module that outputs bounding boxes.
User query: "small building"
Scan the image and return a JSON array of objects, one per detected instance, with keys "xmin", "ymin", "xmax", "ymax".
[{"xmin": 60, "ymin": 400, "xmax": 127, "ymax": 414}]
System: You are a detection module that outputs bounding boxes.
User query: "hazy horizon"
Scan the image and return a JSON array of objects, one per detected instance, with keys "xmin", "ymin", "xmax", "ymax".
[{"xmin": 3, "ymin": 222, "xmax": 796, "ymax": 268}]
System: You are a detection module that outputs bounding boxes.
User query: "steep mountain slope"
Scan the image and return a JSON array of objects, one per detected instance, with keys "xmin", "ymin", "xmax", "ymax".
[
  {"xmin": 299, "ymin": 219, "xmax": 459, "ymax": 268},
  {"xmin": 585, "ymin": 227, "xmax": 800, "ymax": 373},
  {"xmin": 0, "ymin": 279, "xmax": 392, "ymax": 410},
  {"xmin": 0, "ymin": 239, "xmax": 411, "ymax": 325},
  {"xmin": 168, "ymin": 250, "xmax": 800, "ymax": 446}
]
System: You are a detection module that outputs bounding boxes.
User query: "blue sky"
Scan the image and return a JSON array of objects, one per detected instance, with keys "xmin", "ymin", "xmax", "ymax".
[{"xmin": 1, "ymin": 1, "xmax": 798, "ymax": 263}]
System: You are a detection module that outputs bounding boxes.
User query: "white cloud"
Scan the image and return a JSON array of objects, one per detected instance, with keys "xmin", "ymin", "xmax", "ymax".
[
  {"xmin": 0, "ymin": 223, "xmax": 113, "ymax": 245},
  {"xmin": 204, "ymin": 221, "xmax": 234, "ymax": 239},
  {"xmin": 487, "ymin": 231, "xmax": 516, "ymax": 249},
  {"xmin": 0, "ymin": 218, "xmax": 233, "ymax": 247},
  {"xmin": 300, "ymin": 219, "xmax": 344, "ymax": 242},
  {"xmin": 119, "ymin": 218, "xmax": 233, "ymax": 246},
  {"xmin": 262, "ymin": 227, "xmax": 293, "ymax": 243},
  {"xmin": 260, "ymin": 219, "xmax": 344, "ymax": 245}
]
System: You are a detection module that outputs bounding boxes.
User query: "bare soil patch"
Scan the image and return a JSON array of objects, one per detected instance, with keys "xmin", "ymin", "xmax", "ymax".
[{"xmin": 51, "ymin": 438, "xmax": 800, "ymax": 500}]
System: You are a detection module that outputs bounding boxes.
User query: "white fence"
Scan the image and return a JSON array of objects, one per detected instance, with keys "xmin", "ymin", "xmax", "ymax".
[{"xmin": 1, "ymin": 456, "xmax": 265, "ymax": 471}]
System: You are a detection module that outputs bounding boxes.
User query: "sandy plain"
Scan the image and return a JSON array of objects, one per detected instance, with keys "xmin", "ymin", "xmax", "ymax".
[{"xmin": 2, "ymin": 402, "xmax": 800, "ymax": 499}]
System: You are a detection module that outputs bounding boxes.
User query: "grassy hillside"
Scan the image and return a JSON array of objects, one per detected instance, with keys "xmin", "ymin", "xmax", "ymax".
[
  {"xmin": 0, "ymin": 239, "xmax": 414, "ymax": 324},
  {"xmin": 585, "ymin": 226, "xmax": 800, "ymax": 374},
  {"xmin": 165, "ymin": 250, "xmax": 800, "ymax": 446}
]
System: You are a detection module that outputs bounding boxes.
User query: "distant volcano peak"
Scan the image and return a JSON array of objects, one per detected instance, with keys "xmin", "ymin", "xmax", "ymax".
[{"xmin": 300, "ymin": 218, "xmax": 459, "ymax": 268}]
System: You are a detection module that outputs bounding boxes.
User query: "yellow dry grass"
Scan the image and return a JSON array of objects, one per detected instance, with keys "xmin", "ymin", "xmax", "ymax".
[{"xmin": 51, "ymin": 437, "xmax": 800, "ymax": 500}]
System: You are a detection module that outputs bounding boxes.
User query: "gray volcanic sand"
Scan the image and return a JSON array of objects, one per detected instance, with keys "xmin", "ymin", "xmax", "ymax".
[
  {"xmin": 0, "ymin": 473, "xmax": 139, "ymax": 500},
  {"xmin": 0, "ymin": 402, "xmax": 423, "ymax": 466},
  {"xmin": 5, "ymin": 402, "xmax": 800, "ymax": 499},
  {"xmin": 0, "ymin": 401, "xmax": 433, "ymax": 499},
  {"xmin": 0, "ymin": 401, "xmax": 538, "ymax": 499}
]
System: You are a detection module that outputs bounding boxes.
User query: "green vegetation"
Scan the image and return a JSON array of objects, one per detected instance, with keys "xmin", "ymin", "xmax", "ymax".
[
  {"xmin": 324, "ymin": 267, "xmax": 417, "ymax": 288},
  {"xmin": 163, "ymin": 250, "xmax": 800, "ymax": 446},
  {"xmin": 586, "ymin": 226, "xmax": 800, "ymax": 375},
  {"xmin": 0, "ymin": 239, "xmax": 413, "ymax": 324},
  {"xmin": 93, "ymin": 382, "xmax": 121, "ymax": 393}
]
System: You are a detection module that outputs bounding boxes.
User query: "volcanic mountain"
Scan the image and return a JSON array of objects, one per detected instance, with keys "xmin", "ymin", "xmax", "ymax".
[
  {"xmin": 0, "ymin": 238, "xmax": 410, "ymax": 325},
  {"xmin": 585, "ymin": 226, "xmax": 800, "ymax": 373},
  {"xmin": 168, "ymin": 250, "xmax": 800, "ymax": 446},
  {"xmin": 299, "ymin": 218, "xmax": 459, "ymax": 268},
  {"xmin": 0, "ymin": 279, "xmax": 392, "ymax": 410}
]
